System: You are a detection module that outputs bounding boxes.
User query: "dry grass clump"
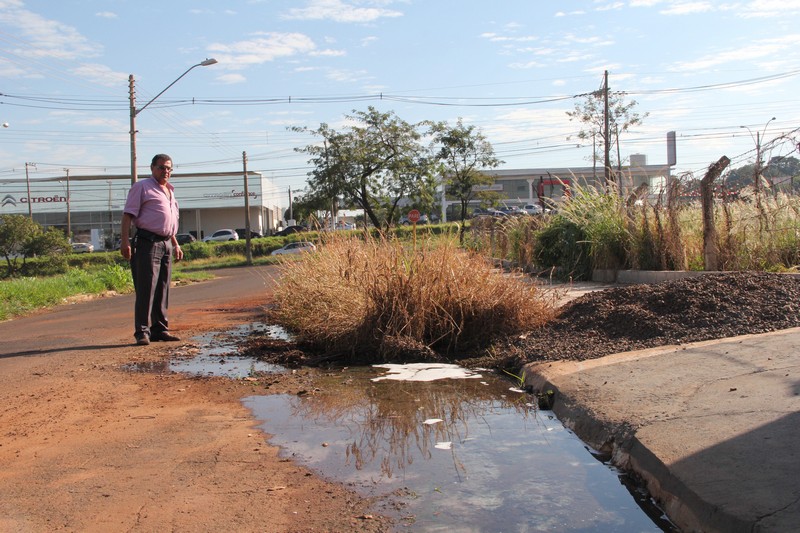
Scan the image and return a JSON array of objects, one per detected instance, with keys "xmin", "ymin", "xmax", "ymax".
[{"xmin": 270, "ymin": 234, "xmax": 555, "ymax": 362}]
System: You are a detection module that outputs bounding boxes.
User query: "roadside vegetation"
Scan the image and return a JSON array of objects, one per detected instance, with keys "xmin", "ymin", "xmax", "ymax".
[
  {"xmin": 270, "ymin": 232, "xmax": 556, "ymax": 363},
  {"xmin": 470, "ymin": 179, "xmax": 800, "ymax": 280}
]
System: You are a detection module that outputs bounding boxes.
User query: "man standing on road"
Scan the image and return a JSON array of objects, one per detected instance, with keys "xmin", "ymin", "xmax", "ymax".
[{"xmin": 120, "ymin": 154, "xmax": 184, "ymax": 345}]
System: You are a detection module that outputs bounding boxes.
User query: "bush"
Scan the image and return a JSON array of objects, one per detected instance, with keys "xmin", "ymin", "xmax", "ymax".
[
  {"xmin": 181, "ymin": 241, "xmax": 213, "ymax": 261},
  {"xmin": 98, "ymin": 264, "xmax": 133, "ymax": 292},
  {"xmin": 533, "ymin": 216, "xmax": 591, "ymax": 280},
  {"xmin": 271, "ymin": 234, "xmax": 555, "ymax": 362}
]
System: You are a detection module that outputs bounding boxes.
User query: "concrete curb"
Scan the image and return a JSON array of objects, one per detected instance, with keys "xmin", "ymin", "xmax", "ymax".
[{"xmin": 522, "ymin": 330, "xmax": 800, "ymax": 533}]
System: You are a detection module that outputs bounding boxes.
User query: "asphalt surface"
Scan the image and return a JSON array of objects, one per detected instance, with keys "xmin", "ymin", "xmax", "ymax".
[
  {"xmin": 3, "ymin": 268, "xmax": 798, "ymax": 532},
  {"xmin": 0, "ymin": 265, "xmax": 279, "ymax": 360},
  {"xmin": 524, "ymin": 328, "xmax": 800, "ymax": 533}
]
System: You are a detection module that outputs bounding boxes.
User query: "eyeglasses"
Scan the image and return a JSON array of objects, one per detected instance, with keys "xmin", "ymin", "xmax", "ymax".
[{"xmin": 156, "ymin": 165, "xmax": 173, "ymax": 172}]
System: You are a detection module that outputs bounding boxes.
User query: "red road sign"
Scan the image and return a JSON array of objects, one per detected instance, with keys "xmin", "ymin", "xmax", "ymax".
[{"xmin": 407, "ymin": 209, "xmax": 421, "ymax": 223}]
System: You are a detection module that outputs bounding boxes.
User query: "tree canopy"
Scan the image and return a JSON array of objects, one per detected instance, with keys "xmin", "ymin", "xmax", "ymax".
[
  {"xmin": 0, "ymin": 214, "xmax": 70, "ymax": 277},
  {"xmin": 293, "ymin": 107, "xmax": 434, "ymax": 229},
  {"xmin": 566, "ymin": 90, "xmax": 648, "ymax": 180},
  {"xmin": 429, "ymin": 118, "xmax": 502, "ymax": 240}
]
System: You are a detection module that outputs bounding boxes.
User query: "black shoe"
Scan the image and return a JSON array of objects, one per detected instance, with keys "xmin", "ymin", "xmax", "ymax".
[
  {"xmin": 151, "ymin": 332, "xmax": 180, "ymax": 342},
  {"xmin": 135, "ymin": 334, "xmax": 150, "ymax": 346}
]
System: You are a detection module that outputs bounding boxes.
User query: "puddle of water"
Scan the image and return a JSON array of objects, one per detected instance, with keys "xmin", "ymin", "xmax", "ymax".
[
  {"xmin": 124, "ymin": 323, "xmax": 288, "ymax": 378},
  {"xmin": 244, "ymin": 364, "xmax": 674, "ymax": 532}
]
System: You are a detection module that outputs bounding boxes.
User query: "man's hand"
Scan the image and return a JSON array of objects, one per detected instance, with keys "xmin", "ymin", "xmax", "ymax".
[{"xmin": 120, "ymin": 242, "xmax": 132, "ymax": 261}]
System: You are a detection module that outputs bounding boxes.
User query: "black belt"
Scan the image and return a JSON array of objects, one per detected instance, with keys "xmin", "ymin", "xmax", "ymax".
[{"xmin": 135, "ymin": 228, "xmax": 170, "ymax": 242}]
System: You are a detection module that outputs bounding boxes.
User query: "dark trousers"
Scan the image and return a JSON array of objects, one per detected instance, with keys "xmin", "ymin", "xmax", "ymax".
[{"xmin": 130, "ymin": 238, "xmax": 173, "ymax": 339}]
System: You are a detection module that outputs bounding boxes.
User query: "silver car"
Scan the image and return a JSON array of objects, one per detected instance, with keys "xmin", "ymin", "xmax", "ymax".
[
  {"xmin": 203, "ymin": 229, "xmax": 239, "ymax": 242},
  {"xmin": 271, "ymin": 241, "xmax": 317, "ymax": 255}
]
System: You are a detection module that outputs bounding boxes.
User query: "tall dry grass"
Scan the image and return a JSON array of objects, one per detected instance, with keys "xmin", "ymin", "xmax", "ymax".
[
  {"xmin": 481, "ymin": 182, "xmax": 800, "ymax": 277},
  {"xmin": 270, "ymin": 233, "xmax": 555, "ymax": 362}
]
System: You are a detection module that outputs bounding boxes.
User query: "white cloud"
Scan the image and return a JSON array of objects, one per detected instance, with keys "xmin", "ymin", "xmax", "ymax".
[
  {"xmin": 71, "ymin": 63, "xmax": 128, "ymax": 88},
  {"xmin": 735, "ymin": 0, "xmax": 800, "ymax": 18},
  {"xmin": 95, "ymin": 11, "xmax": 117, "ymax": 19},
  {"xmin": 207, "ymin": 33, "xmax": 318, "ymax": 69},
  {"xmin": 310, "ymin": 48, "xmax": 346, "ymax": 57},
  {"xmin": 509, "ymin": 60, "xmax": 546, "ymax": 69},
  {"xmin": 659, "ymin": 2, "xmax": 714, "ymax": 15},
  {"xmin": 325, "ymin": 67, "xmax": 371, "ymax": 83},
  {"xmin": 0, "ymin": 3, "xmax": 102, "ymax": 61},
  {"xmin": 669, "ymin": 35, "xmax": 800, "ymax": 71},
  {"xmin": 216, "ymin": 73, "xmax": 247, "ymax": 84},
  {"xmin": 283, "ymin": 0, "xmax": 403, "ymax": 23},
  {"xmin": 480, "ymin": 32, "xmax": 538, "ymax": 43},
  {"xmin": 594, "ymin": 2, "xmax": 625, "ymax": 11}
]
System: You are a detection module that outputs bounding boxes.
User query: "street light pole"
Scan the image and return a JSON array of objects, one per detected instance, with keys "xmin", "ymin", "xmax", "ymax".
[{"xmin": 129, "ymin": 58, "xmax": 217, "ymax": 185}]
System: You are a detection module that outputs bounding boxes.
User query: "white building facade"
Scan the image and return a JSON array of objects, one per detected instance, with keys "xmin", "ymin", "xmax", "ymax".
[{"xmin": 0, "ymin": 171, "xmax": 284, "ymax": 249}]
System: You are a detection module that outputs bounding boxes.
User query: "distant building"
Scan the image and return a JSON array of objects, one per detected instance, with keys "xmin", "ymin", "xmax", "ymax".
[
  {"xmin": 0, "ymin": 171, "xmax": 283, "ymax": 249},
  {"xmin": 440, "ymin": 154, "xmax": 672, "ymax": 220}
]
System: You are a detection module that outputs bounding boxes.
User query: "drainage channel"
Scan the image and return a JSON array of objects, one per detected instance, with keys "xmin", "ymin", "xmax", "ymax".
[{"xmin": 127, "ymin": 324, "xmax": 676, "ymax": 532}]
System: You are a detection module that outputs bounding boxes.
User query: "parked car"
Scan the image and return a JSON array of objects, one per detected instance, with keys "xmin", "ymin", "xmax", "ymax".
[
  {"xmin": 522, "ymin": 204, "xmax": 543, "ymax": 215},
  {"xmin": 71, "ymin": 242, "xmax": 94, "ymax": 253},
  {"xmin": 274, "ymin": 225, "xmax": 305, "ymax": 237},
  {"xmin": 176, "ymin": 233, "xmax": 196, "ymax": 245},
  {"xmin": 203, "ymin": 229, "xmax": 239, "ymax": 242},
  {"xmin": 235, "ymin": 229, "xmax": 263, "ymax": 239},
  {"xmin": 270, "ymin": 241, "xmax": 317, "ymax": 256},
  {"xmin": 471, "ymin": 207, "xmax": 507, "ymax": 218}
]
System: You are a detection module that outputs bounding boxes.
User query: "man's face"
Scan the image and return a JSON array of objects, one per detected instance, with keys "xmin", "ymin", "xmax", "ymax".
[{"xmin": 152, "ymin": 159, "xmax": 173, "ymax": 183}]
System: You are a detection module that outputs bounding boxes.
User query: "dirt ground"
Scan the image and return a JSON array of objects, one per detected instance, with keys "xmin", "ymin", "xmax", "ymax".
[
  {"xmin": 3, "ymin": 267, "xmax": 797, "ymax": 532},
  {"xmin": 0, "ymin": 267, "xmax": 393, "ymax": 532}
]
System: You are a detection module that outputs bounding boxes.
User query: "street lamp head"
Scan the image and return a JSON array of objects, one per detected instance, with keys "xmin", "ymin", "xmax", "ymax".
[
  {"xmin": 200, "ymin": 58, "xmax": 218, "ymax": 67},
  {"xmin": 2, "ymin": 122, "xmax": 8, "ymax": 128}
]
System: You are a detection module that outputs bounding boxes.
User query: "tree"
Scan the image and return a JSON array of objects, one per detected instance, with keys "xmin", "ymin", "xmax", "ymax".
[
  {"xmin": 566, "ymin": 90, "xmax": 648, "ymax": 184},
  {"xmin": 294, "ymin": 107, "xmax": 433, "ymax": 230},
  {"xmin": 429, "ymin": 119, "xmax": 502, "ymax": 242},
  {"xmin": 723, "ymin": 156, "xmax": 800, "ymax": 193},
  {"xmin": 0, "ymin": 214, "xmax": 69, "ymax": 277}
]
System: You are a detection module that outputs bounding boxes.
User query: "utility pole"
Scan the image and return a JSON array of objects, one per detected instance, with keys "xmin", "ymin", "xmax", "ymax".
[
  {"xmin": 288, "ymin": 187, "xmax": 293, "ymax": 222},
  {"xmin": 129, "ymin": 75, "xmax": 137, "ymax": 186},
  {"xmin": 603, "ymin": 70, "xmax": 612, "ymax": 187},
  {"xmin": 64, "ymin": 168, "xmax": 71, "ymax": 240},
  {"xmin": 242, "ymin": 151, "xmax": 252, "ymax": 265},
  {"xmin": 24, "ymin": 162, "xmax": 33, "ymax": 219}
]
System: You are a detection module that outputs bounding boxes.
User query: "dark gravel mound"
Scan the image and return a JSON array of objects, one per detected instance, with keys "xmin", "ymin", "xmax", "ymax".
[{"xmin": 488, "ymin": 271, "xmax": 800, "ymax": 366}]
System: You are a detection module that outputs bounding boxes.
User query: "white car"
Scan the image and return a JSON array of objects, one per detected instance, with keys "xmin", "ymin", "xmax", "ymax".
[
  {"xmin": 203, "ymin": 229, "xmax": 239, "ymax": 242},
  {"xmin": 523, "ymin": 204, "xmax": 543, "ymax": 215},
  {"xmin": 70, "ymin": 242, "xmax": 94, "ymax": 253},
  {"xmin": 271, "ymin": 241, "xmax": 317, "ymax": 256}
]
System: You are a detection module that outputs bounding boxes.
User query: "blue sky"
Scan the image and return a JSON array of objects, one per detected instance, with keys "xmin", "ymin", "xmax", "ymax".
[{"xmin": 2, "ymin": 0, "xmax": 799, "ymax": 202}]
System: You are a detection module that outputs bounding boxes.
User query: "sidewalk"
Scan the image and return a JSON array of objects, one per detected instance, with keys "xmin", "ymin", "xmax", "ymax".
[{"xmin": 523, "ymin": 328, "xmax": 800, "ymax": 532}]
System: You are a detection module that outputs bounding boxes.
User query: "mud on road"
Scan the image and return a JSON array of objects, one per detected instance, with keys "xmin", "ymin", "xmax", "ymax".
[{"xmin": 0, "ymin": 266, "xmax": 392, "ymax": 532}]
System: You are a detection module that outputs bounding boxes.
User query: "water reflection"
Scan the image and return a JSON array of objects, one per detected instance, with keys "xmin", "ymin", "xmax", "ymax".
[{"xmin": 245, "ymin": 365, "xmax": 669, "ymax": 532}]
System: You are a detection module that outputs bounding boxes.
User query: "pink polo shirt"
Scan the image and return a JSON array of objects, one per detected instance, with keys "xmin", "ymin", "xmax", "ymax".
[{"xmin": 123, "ymin": 176, "xmax": 179, "ymax": 237}]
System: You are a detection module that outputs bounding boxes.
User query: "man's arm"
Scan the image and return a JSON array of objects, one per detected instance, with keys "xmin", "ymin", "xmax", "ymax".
[
  {"xmin": 170, "ymin": 235, "xmax": 184, "ymax": 262},
  {"xmin": 120, "ymin": 212, "xmax": 134, "ymax": 261}
]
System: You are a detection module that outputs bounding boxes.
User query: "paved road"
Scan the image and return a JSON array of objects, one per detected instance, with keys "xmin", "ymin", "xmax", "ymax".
[
  {"xmin": 0, "ymin": 265, "xmax": 279, "ymax": 360},
  {"xmin": 524, "ymin": 329, "xmax": 800, "ymax": 533}
]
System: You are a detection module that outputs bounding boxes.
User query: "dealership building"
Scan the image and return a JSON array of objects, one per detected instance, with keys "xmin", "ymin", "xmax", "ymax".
[
  {"xmin": 1, "ymin": 152, "xmax": 672, "ymax": 248},
  {"xmin": 0, "ymin": 170, "xmax": 284, "ymax": 250}
]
